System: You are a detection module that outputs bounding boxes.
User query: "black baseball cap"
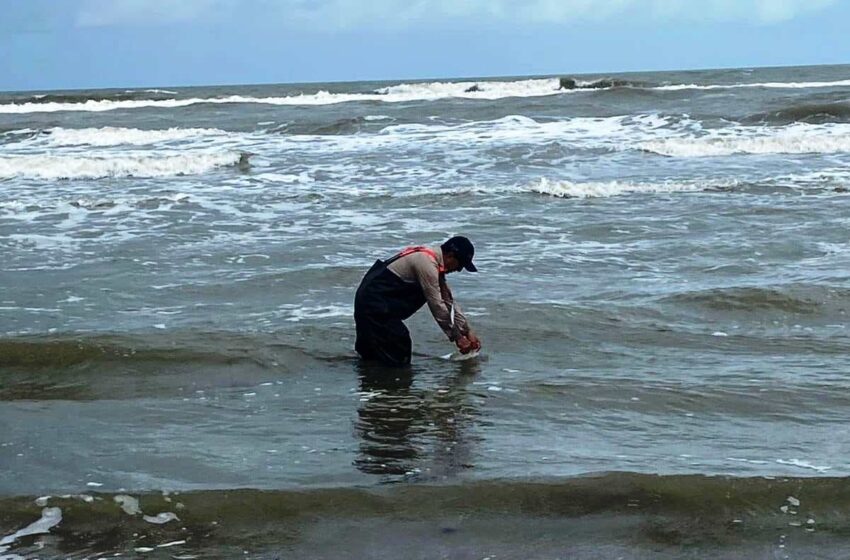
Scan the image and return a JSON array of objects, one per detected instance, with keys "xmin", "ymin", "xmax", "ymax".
[{"xmin": 442, "ymin": 235, "xmax": 477, "ymax": 272}]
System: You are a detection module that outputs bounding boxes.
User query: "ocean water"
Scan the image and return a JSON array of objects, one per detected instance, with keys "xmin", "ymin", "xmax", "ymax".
[{"xmin": 2, "ymin": 64, "xmax": 850, "ymax": 558}]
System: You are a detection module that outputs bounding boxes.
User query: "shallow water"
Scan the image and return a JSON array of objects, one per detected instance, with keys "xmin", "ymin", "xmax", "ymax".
[{"xmin": 2, "ymin": 64, "xmax": 850, "ymax": 557}]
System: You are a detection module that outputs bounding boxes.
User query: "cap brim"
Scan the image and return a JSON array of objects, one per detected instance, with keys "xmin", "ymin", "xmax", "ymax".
[{"xmin": 464, "ymin": 261, "xmax": 478, "ymax": 272}]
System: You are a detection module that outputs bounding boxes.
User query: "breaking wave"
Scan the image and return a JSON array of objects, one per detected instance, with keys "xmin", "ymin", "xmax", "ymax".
[
  {"xmin": 3, "ymin": 77, "xmax": 849, "ymax": 114},
  {"xmin": 556, "ymin": 77, "xmax": 647, "ymax": 90},
  {"xmin": 373, "ymin": 77, "xmax": 562, "ymax": 99},
  {"xmin": 527, "ymin": 177, "xmax": 709, "ymax": 198},
  {"xmin": 0, "ymin": 151, "xmax": 246, "ymax": 180},
  {"xmin": 16, "ymin": 126, "xmax": 227, "ymax": 147},
  {"xmin": 639, "ymin": 123, "xmax": 850, "ymax": 157},
  {"xmin": 8, "ymin": 90, "xmax": 175, "ymax": 105},
  {"xmin": 0, "ymin": 79, "xmax": 565, "ymax": 114},
  {"xmin": 654, "ymin": 78, "xmax": 850, "ymax": 91}
]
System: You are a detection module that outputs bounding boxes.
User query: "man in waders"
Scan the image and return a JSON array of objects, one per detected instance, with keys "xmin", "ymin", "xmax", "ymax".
[{"xmin": 354, "ymin": 236, "xmax": 482, "ymax": 366}]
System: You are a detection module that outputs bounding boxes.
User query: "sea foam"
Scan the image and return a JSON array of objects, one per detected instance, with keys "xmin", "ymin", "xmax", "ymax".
[
  {"xmin": 639, "ymin": 123, "xmax": 850, "ymax": 157},
  {"xmin": 0, "ymin": 507, "xmax": 62, "ymax": 552},
  {"xmin": 0, "ymin": 151, "xmax": 243, "ymax": 180},
  {"xmin": 3, "ymin": 77, "xmax": 849, "ymax": 114},
  {"xmin": 654, "ymin": 79, "xmax": 850, "ymax": 91},
  {"xmin": 0, "ymin": 79, "xmax": 564, "ymax": 114},
  {"xmin": 4, "ymin": 77, "xmax": 849, "ymax": 115},
  {"xmin": 33, "ymin": 126, "xmax": 227, "ymax": 147},
  {"xmin": 527, "ymin": 177, "xmax": 706, "ymax": 198}
]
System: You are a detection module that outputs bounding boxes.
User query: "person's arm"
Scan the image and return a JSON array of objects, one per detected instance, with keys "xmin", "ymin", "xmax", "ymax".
[
  {"xmin": 449, "ymin": 300, "xmax": 481, "ymax": 352},
  {"xmin": 409, "ymin": 254, "xmax": 459, "ymax": 340},
  {"xmin": 443, "ymin": 289, "xmax": 471, "ymax": 337}
]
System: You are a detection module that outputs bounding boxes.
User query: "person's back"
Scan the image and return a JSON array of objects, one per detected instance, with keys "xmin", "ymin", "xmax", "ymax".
[{"xmin": 354, "ymin": 237, "xmax": 481, "ymax": 366}]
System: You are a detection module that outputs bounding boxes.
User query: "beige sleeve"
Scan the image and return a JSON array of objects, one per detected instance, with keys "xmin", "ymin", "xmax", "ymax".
[
  {"xmin": 448, "ymin": 299, "xmax": 471, "ymax": 338},
  {"xmin": 408, "ymin": 253, "xmax": 461, "ymax": 340}
]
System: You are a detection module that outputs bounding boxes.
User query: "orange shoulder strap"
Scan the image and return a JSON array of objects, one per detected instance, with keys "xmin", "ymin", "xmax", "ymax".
[{"xmin": 395, "ymin": 246, "xmax": 446, "ymax": 274}]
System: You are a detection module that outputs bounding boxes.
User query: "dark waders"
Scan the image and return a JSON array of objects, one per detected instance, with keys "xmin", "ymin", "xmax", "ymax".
[{"xmin": 354, "ymin": 251, "xmax": 429, "ymax": 366}]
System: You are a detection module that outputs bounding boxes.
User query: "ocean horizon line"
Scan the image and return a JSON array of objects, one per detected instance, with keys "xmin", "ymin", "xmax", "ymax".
[{"xmin": 2, "ymin": 60, "xmax": 848, "ymax": 96}]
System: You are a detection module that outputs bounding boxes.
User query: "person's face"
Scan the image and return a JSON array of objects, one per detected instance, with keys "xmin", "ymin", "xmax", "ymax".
[{"xmin": 443, "ymin": 252, "xmax": 463, "ymax": 274}]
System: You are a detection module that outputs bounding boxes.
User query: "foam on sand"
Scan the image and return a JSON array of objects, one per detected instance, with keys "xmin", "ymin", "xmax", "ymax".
[
  {"xmin": 114, "ymin": 494, "xmax": 142, "ymax": 515},
  {"xmin": 0, "ymin": 507, "xmax": 62, "ymax": 553}
]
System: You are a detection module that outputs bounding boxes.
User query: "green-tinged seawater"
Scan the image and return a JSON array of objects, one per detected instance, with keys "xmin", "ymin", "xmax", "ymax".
[
  {"xmin": 2, "ymin": 64, "xmax": 850, "ymax": 557},
  {"xmin": 3, "ymin": 474, "xmax": 850, "ymax": 559}
]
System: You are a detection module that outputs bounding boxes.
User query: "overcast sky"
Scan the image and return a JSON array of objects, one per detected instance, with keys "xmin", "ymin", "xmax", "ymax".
[{"xmin": 1, "ymin": 0, "xmax": 848, "ymax": 91}]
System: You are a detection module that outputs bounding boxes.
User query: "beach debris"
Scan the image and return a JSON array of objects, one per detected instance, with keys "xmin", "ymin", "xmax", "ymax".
[
  {"xmin": 114, "ymin": 495, "xmax": 142, "ymax": 516},
  {"xmin": 143, "ymin": 512, "xmax": 180, "ymax": 525},
  {"xmin": 155, "ymin": 539, "xmax": 186, "ymax": 548},
  {"xmin": 0, "ymin": 507, "xmax": 62, "ymax": 552}
]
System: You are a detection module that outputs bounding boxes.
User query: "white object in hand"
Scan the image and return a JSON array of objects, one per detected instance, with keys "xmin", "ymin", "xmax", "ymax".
[
  {"xmin": 443, "ymin": 349, "xmax": 481, "ymax": 361},
  {"xmin": 444, "ymin": 303, "xmax": 479, "ymax": 360}
]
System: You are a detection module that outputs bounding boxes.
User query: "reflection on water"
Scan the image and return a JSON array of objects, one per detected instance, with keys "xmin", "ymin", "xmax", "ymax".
[{"xmin": 353, "ymin": 359, "xmax": 482, "ymax": 481}]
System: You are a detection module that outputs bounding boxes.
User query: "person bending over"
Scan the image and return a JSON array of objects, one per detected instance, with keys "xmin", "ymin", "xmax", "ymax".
[{"xmin": 354, "ymin": 236, "xmax": 482, "ymax": 366}]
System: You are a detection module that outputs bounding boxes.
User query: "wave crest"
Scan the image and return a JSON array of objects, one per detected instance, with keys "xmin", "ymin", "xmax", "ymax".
[
  {"xmin": 745, "ymin": 102, "xmax": 850, "ymax": 125},
  {"xmin": 527, "ymin": 177, "xmax": 706, "ymax": 198},
  {"xmin": 558, "ymin": 77, "xmax": 647, "ymax": 90},
  {"xmin": 4, "ymin": 76, "xmax": 850, "ymax": 114},
  {"xmin": 0, "ymin": 151, "xmax": 245, "ymax": 180},
  {"xmin": 667, "ymin": 287, "xmax": 821, "ymax": 313},
  {"xmin": 655, "ymin": 78, "xmax": 850, "ymax": 91},
  {"xmin": 4, "ymin": 473, "xmax": 850, "ymax": 526},
  {"xmin": 16, "ymin": 127, "xmax": 227, "ymax": 147},
  {"xmin": 0, "ymin": 80, "xmax": 564, "ymax": 114},
  {"xmin": 10, "ymin": 90, "xmax": 175, "ymax": 105},
  {"xmin": 639, "ymin": 125, "xmax": 850, "ymax": 157}
]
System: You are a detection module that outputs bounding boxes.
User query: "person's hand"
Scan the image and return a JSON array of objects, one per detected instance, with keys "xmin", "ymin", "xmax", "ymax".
[
  {"xmin": 467, "ymin": 332, "xmax": 481, "ymax": 351},
  {"xmin": 456, "ymin": 336, "xmax": 473, "ymax": 354}
]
